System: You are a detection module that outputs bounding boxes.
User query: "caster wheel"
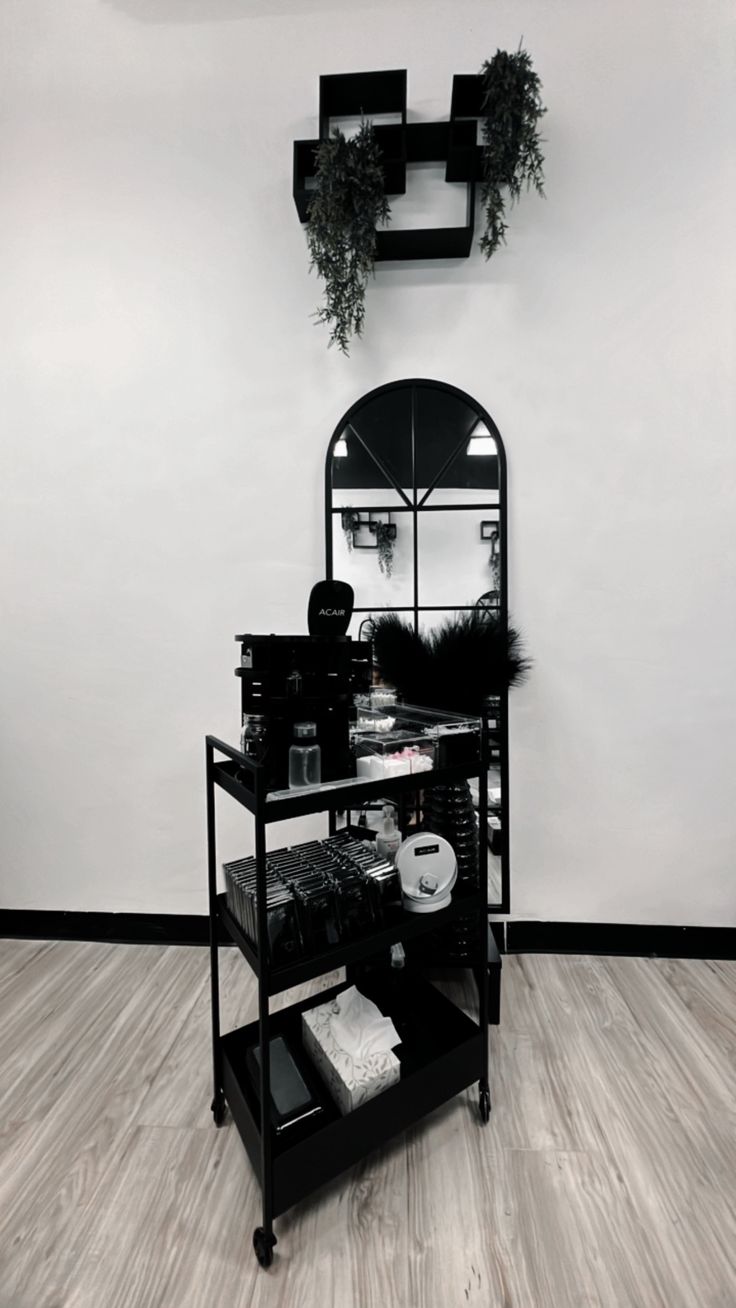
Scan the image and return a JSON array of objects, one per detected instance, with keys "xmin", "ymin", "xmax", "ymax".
[
  {"xmin": 479, "ymin": 1087, "xmax": 491, "ymax": 1124},
  {"xmin": 211, "ymin": 1096, "xmax": 226, "ymax": 1128},
  {"xmin": 253, "ymin": 1227, "xmax": 277, "ymax": 1268}
]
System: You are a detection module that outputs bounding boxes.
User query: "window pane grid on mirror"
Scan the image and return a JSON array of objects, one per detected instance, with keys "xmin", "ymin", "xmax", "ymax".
[
  {"xmin": 326, "ymin": 381, "xmax": 506, "ymax": 634},
  {"xmin": 331, "ymin": 386, "xmax": 414, "ymax": 507},
  {"xmin": 331, "ymin": 504, "xmax": 416, "ymax": 611}
]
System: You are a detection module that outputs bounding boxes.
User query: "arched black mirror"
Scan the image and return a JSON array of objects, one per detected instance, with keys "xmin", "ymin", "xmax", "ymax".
[{"xmin": 325, "ymin": 378, "xmax": 510, "ymax": 913}]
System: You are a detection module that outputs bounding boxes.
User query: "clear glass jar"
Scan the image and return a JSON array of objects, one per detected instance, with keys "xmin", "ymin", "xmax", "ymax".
[
  {"xmin": 288, "ymin": 721, "xmax": 321, "ymax": 789},
  {"xmin": 240, "ymin": 713, "xmax": 269, "ymax": 764}
]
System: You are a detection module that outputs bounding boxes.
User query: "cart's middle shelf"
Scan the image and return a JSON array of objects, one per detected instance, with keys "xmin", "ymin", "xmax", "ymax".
[
  {"xmin": 217, "ymin": 890, "xmax": 484, "ymax": 996},
  {"xmin": 213, "ymin": 756, "xmax": 482, "ymax": 821}
]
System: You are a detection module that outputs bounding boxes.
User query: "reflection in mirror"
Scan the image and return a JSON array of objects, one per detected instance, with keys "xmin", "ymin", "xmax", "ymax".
[
  {"xmin": 329, "ymin": 385, "xmax": 413, "ymax": 509},
  {"xmin": 325, "ymin": 379, "xmax": 509, "ymax": 914},
  {"xmin": 330, "ymin": 462, "xmax": 406, "ymax": 511},
  {"xmin": 409, "ymin": 606, "xmax": 503, "ymax": 907},
  {"xmin": 418, "ymin": 509, "xmax": 500, "ymax": 609},
  {"xmin": 331, "ymin": 505, "xmax": 414, "ymax": 609},
  {"xmin": 414, "ymin": 387, "xmax": 500, "ymax": 509}
]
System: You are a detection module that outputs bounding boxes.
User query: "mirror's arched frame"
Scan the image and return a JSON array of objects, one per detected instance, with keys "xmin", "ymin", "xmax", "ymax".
[{"xmin": 324, "ymin": 378, "xmax": 510, "ymax": 915}]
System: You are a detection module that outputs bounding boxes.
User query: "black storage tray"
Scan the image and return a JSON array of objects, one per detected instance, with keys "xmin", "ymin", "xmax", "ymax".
[{"xmin": 221, "ymin": 971, "xmax": 482, "ymax": 1217}]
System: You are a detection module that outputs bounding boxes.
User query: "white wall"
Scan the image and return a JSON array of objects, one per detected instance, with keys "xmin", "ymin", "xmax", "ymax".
[{"xmin": 1, "ymin": 0, "xmax": 734, "ymax": 923}]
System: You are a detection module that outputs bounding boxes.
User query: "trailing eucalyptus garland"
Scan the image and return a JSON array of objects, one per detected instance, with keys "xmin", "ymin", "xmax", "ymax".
[
  {"xmin": 306, "ymin": 123, "xmax": 390, "ymax": 353},
  {"xmin": 479, "ymin": 47, "xmax": 546, "ymax": 260}
]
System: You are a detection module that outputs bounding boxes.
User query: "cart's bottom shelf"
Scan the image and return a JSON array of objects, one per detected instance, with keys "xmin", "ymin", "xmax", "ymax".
[{"xmin": 221, "ymin": 971, "xmax": 483, "ymax": 1217}]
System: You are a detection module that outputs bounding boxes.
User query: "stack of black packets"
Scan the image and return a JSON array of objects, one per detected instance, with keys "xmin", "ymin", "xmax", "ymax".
[
  {"xmin": 224, "ymin": 855, "xmax": 302, "ymax": 967},
  {"xmin": 223, "ymin": 832, "xmax": 401, "ymax": 966}
]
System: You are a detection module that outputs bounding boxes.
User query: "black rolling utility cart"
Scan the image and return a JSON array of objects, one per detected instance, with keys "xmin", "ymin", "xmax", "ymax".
[{"xmin": 206, "ymin": 718, "xmax": 491, "ymax": 1270}]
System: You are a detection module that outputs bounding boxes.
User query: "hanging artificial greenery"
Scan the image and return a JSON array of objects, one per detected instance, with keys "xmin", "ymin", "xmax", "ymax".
[
  {"xmin": 341, "ymin": 507, "xmax": 360, "ymax": 551},
  {"xmin": 479, "ymin": 47, "xmax": 546, "ymax": 260},
  {"xmin": 306, "ymin": 123, "xmax": 390, "ymax": 354},
  {"xmin": 374, "ymin": 521, "xmax": 395, "ymax": 579}
]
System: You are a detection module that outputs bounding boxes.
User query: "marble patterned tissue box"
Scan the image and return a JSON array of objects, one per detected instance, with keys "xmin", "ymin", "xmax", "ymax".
[{"xmin": 302, "ymin": 997, "xmax": 401, "ymax": 1115}]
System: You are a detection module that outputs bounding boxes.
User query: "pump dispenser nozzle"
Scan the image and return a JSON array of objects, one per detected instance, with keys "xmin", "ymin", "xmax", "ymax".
[{"xmin": 376, "ymin": 805, "xmax": 402, "ymax": 864}]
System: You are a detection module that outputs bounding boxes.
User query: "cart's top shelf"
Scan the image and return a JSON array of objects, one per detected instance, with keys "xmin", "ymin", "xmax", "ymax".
[
  {"xmin": 208, "ymin": 701, "xmax": 485, "ymax": 821},
  {"xmin": 211, "ymin": 754, "xmax": 485, "ymax": 821},
  {"xmin": 352, "ymin": 699, "xmax": 481, "ymax": 730}
]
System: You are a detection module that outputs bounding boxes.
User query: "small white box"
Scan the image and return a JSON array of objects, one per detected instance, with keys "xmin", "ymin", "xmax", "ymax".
[{"xmin": 302, "ymin": 994, "xmax": 401, "ymax": 1115}]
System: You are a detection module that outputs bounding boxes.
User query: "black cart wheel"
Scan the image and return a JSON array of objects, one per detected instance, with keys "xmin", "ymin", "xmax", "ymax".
[
  {"xmin": 479, "ymin": 1086, "xmax": 491, "ymax": 1124},
  {"xmin": 253, "ymin": 1227, "xmax": 277, "ymax": 1268},
  {"xmin": 211, "ymin": 1096, "xmax": 226, "ymax": 1128}
]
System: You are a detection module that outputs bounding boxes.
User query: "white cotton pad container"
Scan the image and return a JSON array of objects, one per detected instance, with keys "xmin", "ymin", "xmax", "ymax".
[{"xmin": 396, "ymin": 832, "xmax": 457, "ymax": 913}]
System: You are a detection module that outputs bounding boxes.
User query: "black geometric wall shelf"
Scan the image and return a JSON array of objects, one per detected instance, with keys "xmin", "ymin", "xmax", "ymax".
[
  {"xmin": 294, "ymin": 70, "xmax": 408, "ymax": 221},
  {"xmin": 351, "ymin": 511, "xmax": 397, "ymax": 550},
  {"xmin": 293, "ymin": 70, "xmax": 479, "ymax": 261},
  {"xmin": 320, "ymin": 70, "xmax": 407, "ymax": 193},
  {"xmin": 447, "ymin": 74, "xmax": 484, "ymax": 183},
  {"xmin": 377, "ymin": 121, "xmax": 476, "ymax": 261}
]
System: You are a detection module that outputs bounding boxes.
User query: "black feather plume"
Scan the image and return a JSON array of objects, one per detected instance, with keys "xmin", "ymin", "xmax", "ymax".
[{"xmin": 372, "ymin": 611, "xmax": 530, "ymax": 716}]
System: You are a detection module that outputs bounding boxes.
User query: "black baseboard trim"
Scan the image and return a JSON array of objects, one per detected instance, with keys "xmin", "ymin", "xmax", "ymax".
[
  {"xmin": 490, "ymin": 921, "xmax": 505, "ymax": 954},
  {"xmin": 506, "ymin": 920, "xmax": 736, "ymax": 961},
  {"xmin": 1, "ymin": 910, "xmax": 505, "ymax": 956},
  {"xmin": 0, "ymin": 909, "xmax": 214, "ymax": 947},
  {"xmin": 3, "ymin": 911, "xmax": 733, "ymax": 960}
]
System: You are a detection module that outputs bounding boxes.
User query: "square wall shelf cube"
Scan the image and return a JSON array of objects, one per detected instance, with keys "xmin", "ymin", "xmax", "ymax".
[
  {"xmin": 293, "ymin": 139, "xmax": 320, "ymax": 222},
  {"xmin": 447, "ymin": 74, "xmax": 484, "ymax": 183},
  {"xmin": 318, "ymin": 70, "xmax": 407, "ymax": 139},
  {"xmin": 293, "ymin": 70, "xmax": 408, "ymax": 222},
  {"xmin": 375, "ymin": 122, "xmax": 475, "ymax": 261},
  {"xmin": 373, "ymin": 123, "xmax": 407, "ymax": 195},
  {"xmin": 450, "ymin": 73, "xmax": 484, "ymax": 119}
]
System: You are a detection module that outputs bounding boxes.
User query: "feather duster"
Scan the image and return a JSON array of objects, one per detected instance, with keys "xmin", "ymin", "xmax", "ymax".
[{"xmin": 372, "ymin": 610, "xmax": 530, "ymax": 716}]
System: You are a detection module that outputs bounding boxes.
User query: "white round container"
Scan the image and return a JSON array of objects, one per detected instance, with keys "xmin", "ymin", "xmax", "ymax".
[{"xmin": 395, "ymin": 832, "xmax": 457, "ymax": 914}]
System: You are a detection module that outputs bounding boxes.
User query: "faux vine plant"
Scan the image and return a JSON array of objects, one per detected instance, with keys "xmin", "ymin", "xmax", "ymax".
[
  {"xmin": 479, "ymin": 47, "xmax": 546, "ymax": 259},
  {"xmin": 340, "ymin": 508, "xmax": 394, "ymax": 576},
  {"xmin": 306, "ymin": 122, "xmax": 390, "ymax": 353},
  {"xmin": 374, "ymin": 521, "xmax": 394, "ymax": 579},
  {"xmin": 341, "ymin": 507, "xmax": 360, "ymax": 551}
]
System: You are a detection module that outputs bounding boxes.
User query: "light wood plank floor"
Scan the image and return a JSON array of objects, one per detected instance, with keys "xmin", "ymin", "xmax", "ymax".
[{"xmin": 0, "ymin": 939, "xmax": 734, "ymax": 1308}]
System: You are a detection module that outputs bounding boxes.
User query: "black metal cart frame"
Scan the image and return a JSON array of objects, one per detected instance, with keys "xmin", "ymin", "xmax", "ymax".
[{"xmin": 206, "ymin": 729, "xmax": 490, "ymax": 1269}]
